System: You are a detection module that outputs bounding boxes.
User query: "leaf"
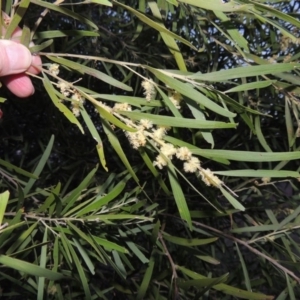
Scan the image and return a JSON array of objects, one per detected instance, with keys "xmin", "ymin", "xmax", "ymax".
[
  {"xmin": 23, "ymin": 135, "xmax": 55, "ymax": 196},
  {"xmin": 224, "ymin": 80, "xmax": 275, "ymax": 93},
  {"xmin": 37, "ymin": 228, "xmax": 48, "ymax": 300},
  {"xmin": 33, "ymin": 30, "xmax": 100, "ymax": 39},
  {"xmin": 61, "ymin": 166, "xmax": 98, "ymax": 215},
  {"xmin": 189, "ymin": 63, "xmax": 298, "ymax": 82},
  {"xmin": 148, "ymin": 1, "xmax": 187, "ymax": 71},
  {"xmin": 29, "ymin": 39, "xmax": 53, "ymax": 53},
  {"xmin": 47, "ymin": 56, "xmax": 132, "ymax": 91},
  {"xmin": 177, "ymin": 0, "xmax": 252, "ymax": 12},
  {"xmin": 119, "ymin": 229, "xmax": 149, "ymax": 264},
  {"xmin": 120, "ymin": 111, "xmax": 236, "ymax": 129},
  {"xmin": 4, "ymin": 0, "xmax": 30, "ymax": 39},
  {"xmin": 31, "ymin": 0, "xmax": 98, "ymax": 30},
  {"xmin": 0, "ymin": 159, "xmax": 38, "ymax": 178},
  {"xmin": 76, "ymin": 178, "xmax": 128, "ymax": 216},
  {"xmin": 0, "ymin": 255, "xmax": 64, "ymax": 280},
  {"xmin": 215, "ymin": 170, "xmax": 300, "ymax": 178},
  {"xmin": 102, "ymin": 119, "xmax": 139, "ymax": 183},
  {"xmin": 68, "ymin": 242, "xmax": 92, "ymax": 299},
  {"xmin": 92, "ymin": 236, "xmax": 128, "ymax": 253},
  {"xmin": 168, "ymin": 164, "xmax": 192, "ymax": 229},
  {"xmin": 148, "ymin": 67, "xmax": 236, "ymax": 118},
  {"xmin": 220, "ymin": 187, "xmax": 245, "ymax": 211},
  {"xmin": 80, "ymin": 106, "xmax": 108, "ymax": 171},
  {"xmin": 90, "ymin": 0, "xmax": 112, "ymax": 6},
  {"xmin": 73, "ymin": 238, "xmax": 95, "ymax": 275},
  {"xmin": 0, "ymin": 191, "xmax": 9, "ymax": 226},
  {"xmin": 178, "ymin": 266, "xmax": 274, "ymax": 299},
  {"xmin": 114, "ymin": 1, "xmax": 197, "ymax": 51},
  {"xmin": 162, "ymin": 233, "xmax": 218, "ymax": 246},
  {"xmin": 235, "ymin": 243, "xmax": 252, "ymax": 292},
  {"xmin": 136, "ymin": 252, "xmax": 155, "ymax": 300}
]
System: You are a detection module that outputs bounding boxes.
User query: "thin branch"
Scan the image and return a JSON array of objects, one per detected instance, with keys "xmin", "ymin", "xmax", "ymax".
[
  {"xmin": 165, "ymin": 214, "xmax": 300, "ymax": 284},
  {"xmin": 158, "ymin": 231, "xmax": 179, "ymax": 299},
  {"xmin": 192, "ymin": 219, "xmax": 300, "ymax": 283}
]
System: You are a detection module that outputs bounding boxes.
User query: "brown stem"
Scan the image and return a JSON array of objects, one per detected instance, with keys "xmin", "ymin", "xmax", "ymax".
[{"xmin": 158, "ymin": 231, "xmax": 179, "ymax": 299}]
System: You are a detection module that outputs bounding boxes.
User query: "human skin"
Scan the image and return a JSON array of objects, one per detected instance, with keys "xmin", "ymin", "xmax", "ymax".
[{"xmin": 0, "ymin": 13, "xmax": 42, "ymax": 98}]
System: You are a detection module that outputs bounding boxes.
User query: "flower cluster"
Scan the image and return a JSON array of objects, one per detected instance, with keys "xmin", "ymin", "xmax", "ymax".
[
  {"xmin": 114, "ymin": 102, "xmax": 223, "ymax": 188},
  {"xmin": 141, "ymin": 79, "xmax": 156, "ymax": 102},
  {"xmin": 71, "ymin": 91, "xmax": 85, "ymax": 117},
  {"xmin": 48, "ymin": 63, "xmax": 60, "ymax": 76},
  {"xmin": 169, "ymin": 90, "xmax": 182, "ymax": 109},
  {"xmin": 47, "ymin": 64, "xmax": 90, "ymax": 117}
]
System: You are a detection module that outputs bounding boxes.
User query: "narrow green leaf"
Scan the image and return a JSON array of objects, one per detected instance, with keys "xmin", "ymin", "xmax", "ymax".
[
  {"xmin": 119, "ymin": 229, "xmax": 149, "ymax": 264},
  {"xmin": 33, "ymin": 30, "xmax": 100, "ymax": 39},
  {"xmin": 255, "ymin": 116, "xmax": 273, "ymax": 152},
  {"xmin": 220, "ymin": 187, "xmax": 245, "ymax": 211},
  {"xmin": 148, "ymin": 67, "xmax": 236, "ymax": 118},
  {"xmin": 89, "ymin": 0, "xmax": 112, "ymax": 6},
  {"xmin": 4, "ymin": 0, "xmax": 30, "ymax": 39},
  {"xmin": 0, "ymin": 191, "xmax": 9, "ymax": 226},
  {"xmin": 0, "ymin": 159, "xmax": 38, "ymax": 178},
  {"xmin": 76, "ymin": 179, "xmax": 127, "ymax": 216},
  {"xmin": 92, "ymin": 236, "xmax": 128, "ymax": 253},
  {"xmin": 121, "ymin": 111, "xmax": 236, "ymax": 129},
  {"xmin": 195, "ymin": 255, "xmax": 220, "ymax": 265},
  {"xmin": 68, "ymin": 242, "xmax": 91, "ymax": 299},
  {"xmin": 80, "ymin": 106, "xmax": 108, "ymax": 171},
  {"xmin": 114, "ymin": 1, "xmax": 197, "ymax": 50},
  {"xmin": 215, "ymin": 170, "xmax": 299, "ymax": 178},
  {"xmin": 102, "ymin": 119, "xmax": 139, "ymax": 182},
  {"xmin": 168, "ymin": 164, "xmax": 192, "ymax": 229},
  {"xmin": 31, "ymin": 0, "xmax": 98, "ymax": 29},
  {"xmin": 61, "ymin": 165, "xmax": 98, "ymax": 215},
  {"xmin": 37, "ymin": 228, "xmax": 48, "ymax": 300},
  {"xmin": 112, "ymin": 250, "xmax": 127, "ymax": 278},
  {"xmin": 48, "ymin": 56, "xmax": 132, "ymax": 91},
  {"xmin": 73, "ymin": 238, "xmax": 95, "ymax": 275},
  {"xmin": 162, "ymin": 233, "xmax": 217, "ymax": 246},
  {"xmin": 179, "ymin": 273, "xmax": 229, "ymax": 290},
  {"xmin": 0, "ymin": 255, "xmax": 64, "ymax": 280},
  {"xmin": 136, "ymin": 253, "xmax": 155, "ymax": 300},
  {"xmin": 35, "ymin": 182, "xmax": 61, "ymax": 214},
  {"xmin": 189, "ymin": 63, "xmax": 298, "ymax": 82},
  {"xmin": 235, "ymin": 243, "xmax": 251, "ymax": 292},
  {"xmin": 23, "ymin": 135, "xmax": 54, "ymax": 196},
  {"xmin": 224, "ymin": 80, "xmax": 275, "ymax": 93},
  {"xmin": 178, "ymin": 266, "xmax": 274, "ymax": 299},
  {"xmin": 29, "ymin": 39, "xmax": 53, "ymax": 53},
  {"xmin": 6, "ymin": 222, "xmax": 38, "ymax": 255}
]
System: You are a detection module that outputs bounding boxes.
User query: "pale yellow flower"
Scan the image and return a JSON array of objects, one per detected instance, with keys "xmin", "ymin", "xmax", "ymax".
[
  {"xmin": 153, "ymin": 154, "xmax": 168, "ymax": 169},
  {"xmin": 176, "ymin": 147, "xmax": 192, "ymax": 161},
  {"xmin": 48, "ymin": 63, "xmax": 60, "ymax": 76},
  {"xmin": 141, "ymin": 79, "xmax": 156, "ymax": 101},
  {"xmin": 199, "ymin": 168, "xmax": 222, "ymax": 187},
  {"xmin": 183, "ymin": 156, "xmax": 200, "ymax": 173}
]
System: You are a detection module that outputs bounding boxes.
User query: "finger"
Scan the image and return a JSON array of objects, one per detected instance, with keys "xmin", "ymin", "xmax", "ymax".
[
  {"xmin": 0, "ymin": 40, "xmax": 32, "ymax": 76},
  {"xmin": 2, "ymin": 73, "xmax": 35, "ymax": 97},
  {"xmin": 28, "ymin": 54, "xmax": 42, "ymax": 75}
]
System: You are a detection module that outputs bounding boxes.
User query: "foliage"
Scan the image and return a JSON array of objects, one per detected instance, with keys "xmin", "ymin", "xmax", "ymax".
[{"xmin": 1, "ymin": 0, "xmax": 300, "ymax": 299}]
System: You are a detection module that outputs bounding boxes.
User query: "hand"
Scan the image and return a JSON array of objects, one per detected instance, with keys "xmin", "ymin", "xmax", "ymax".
[
  {"xmin": 0, "ymin": 40, "xmax": 41, "ymax": 97},
  {"xmin": 1, "ymin": 13, "xmax": 42, "ymax": 98}
]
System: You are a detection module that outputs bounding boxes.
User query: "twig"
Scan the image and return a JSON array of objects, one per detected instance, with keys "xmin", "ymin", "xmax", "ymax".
[
  {"xmin": 192, "ymin": 219, "xmax": 300, "ymax": 283},
  {"xmin": 158, "ymin": 231, "xmax": 179, "ymax": 299}
]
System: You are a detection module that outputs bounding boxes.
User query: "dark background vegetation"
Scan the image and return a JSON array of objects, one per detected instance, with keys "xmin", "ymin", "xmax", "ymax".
[{"xmin": 1, "ymin": 0, "xmax": 300, "ymax": 299}]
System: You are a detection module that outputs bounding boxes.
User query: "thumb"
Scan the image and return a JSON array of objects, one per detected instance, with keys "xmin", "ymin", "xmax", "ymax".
[{"xmin": 0, "ymin": 40, "xmax": 32, "ymax": 76}]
